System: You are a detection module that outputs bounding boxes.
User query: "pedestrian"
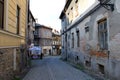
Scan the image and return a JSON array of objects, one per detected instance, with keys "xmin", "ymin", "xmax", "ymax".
[{"xmin": 40, "ymin": 53, "xmax": 43, "ymax": 59}]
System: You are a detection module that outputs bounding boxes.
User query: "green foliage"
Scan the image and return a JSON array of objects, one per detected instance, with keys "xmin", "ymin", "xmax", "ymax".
[
  {"xmin": 13, "ymin": 76, "xmax": 21, "ymax": 80},
  {"xmin": 74, "ymin": 63, "xmax": 85, "ymax": 71},
  {"xmin": 28, "ymin": 58, "xmax": 31, "ymax": 66}
]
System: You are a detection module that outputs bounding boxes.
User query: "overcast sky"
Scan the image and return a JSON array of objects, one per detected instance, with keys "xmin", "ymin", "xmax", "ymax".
[{"xmin": 30, "ymin": 0, "xmax": 65, "ymax": 31}]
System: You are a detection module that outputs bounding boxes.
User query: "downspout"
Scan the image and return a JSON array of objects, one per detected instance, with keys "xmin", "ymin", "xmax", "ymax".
[
  {"xmin": 26, "ymin": 0, "xmax": 30, "ymax": 46},
  {"xmin": 25, "ymin": 0, "xmax": 30, "ymax": 67}
]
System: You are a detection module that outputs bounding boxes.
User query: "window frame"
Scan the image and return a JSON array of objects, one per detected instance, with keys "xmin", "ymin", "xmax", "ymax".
[
  {"xmin": 0, "ymin": 0, "xmax": 4, "ymax": 29},
  {"xmin": 75, "ymin": 4, "xmax": 79, "ymax": 17},
  {"xmin": 98, "ymin": 18, "xmax": 108, "ymax": 50}
]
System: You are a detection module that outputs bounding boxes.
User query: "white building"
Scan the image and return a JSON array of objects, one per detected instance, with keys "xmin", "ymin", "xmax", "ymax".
[{"xmin": 60, "ymin": 0, "xmax": 120, "ymax": 80}]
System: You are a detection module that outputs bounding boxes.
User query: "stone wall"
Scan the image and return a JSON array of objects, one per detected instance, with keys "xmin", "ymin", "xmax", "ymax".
[{"xmin": 0, "ymin": 48, "xmax": 21, "ymax": 80}]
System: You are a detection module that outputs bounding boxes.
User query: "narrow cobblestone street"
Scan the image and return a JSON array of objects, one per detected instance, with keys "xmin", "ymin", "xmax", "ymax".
[{"xmin": 23, "ymin": 56, "xmax": 94, "ymax": 80}]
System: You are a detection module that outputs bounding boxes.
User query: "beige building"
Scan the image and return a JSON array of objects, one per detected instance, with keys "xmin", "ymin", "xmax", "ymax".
[
  {"xmin": 52, "ymin": 30, "xmax": 61, "ymax": 55},
  {"xmin": 60, "ymin": 0, "xmax": 120, "ymax": 80},
  {"xmin": 34, "ymin": 23, "xmax": 52, "ymax": 55},
  {"xmin": 0, "ymin": 0, "xmax": 28, "ymax": 80}
]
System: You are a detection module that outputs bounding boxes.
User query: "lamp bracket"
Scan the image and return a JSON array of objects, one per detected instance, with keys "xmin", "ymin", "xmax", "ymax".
[{"xmin": 99, "ymin": 0, "xmax": 114, "ymax": 11}]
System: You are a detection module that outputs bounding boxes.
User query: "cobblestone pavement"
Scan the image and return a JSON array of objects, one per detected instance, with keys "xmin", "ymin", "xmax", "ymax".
[{"xmin": 23, "ymin": 56, "xmax": 95, "ymax": 80}]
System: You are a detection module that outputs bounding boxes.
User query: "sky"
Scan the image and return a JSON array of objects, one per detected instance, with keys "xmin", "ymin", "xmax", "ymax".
[{"xmin": 30, "ymin": 0, "xmax": 65, "ymax": 31}]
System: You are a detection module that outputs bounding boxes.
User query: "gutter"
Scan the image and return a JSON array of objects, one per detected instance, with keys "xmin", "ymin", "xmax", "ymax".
[
  {"xmin": 59, "ymin": 0, "xmax": 72, "ymax": 19},
  {"xmin": 64, "ymin": 0, "xmax": 72, "ymax": 11}
]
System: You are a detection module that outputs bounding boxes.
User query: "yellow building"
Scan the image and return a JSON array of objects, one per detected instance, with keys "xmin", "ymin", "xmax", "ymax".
[{"xmin": 0, "ymin": 0, "xmax": 28, "ymax": 80}]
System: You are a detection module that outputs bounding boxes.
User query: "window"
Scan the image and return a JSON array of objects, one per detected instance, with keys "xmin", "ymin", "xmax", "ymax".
[
  {"xmin": 75, "ymin": 5, "xmax": 79, "ymax": 17},
  {"xmin": 65, "ymin": 34, "xmax": 67, "ymax": 42},
  {"xmin": 34, "ymin": 29, "xmax": 39, "ymax": 35},
  {"xmin": 62, "ymin": 36, "xmax": 64, "ymax": 49},
  {"xmin": 72, "ymin": 33, "xmax": 74, "ymax": 48},
  {"xmin": 75, "ymin": 0, "xmax": 78, "ymax": 3},
  {"xmin": 70, "ymin": 20, "xmax": 72, "ymax": 24},
  {"xmin": 34, "ymin": 40, "xmax": 39, "ymax": 46},
  {"xmin": 75, "ymin": 56, "xmax": 79, "ymax": 61},
  {"xmin": 68, "ymin": 34, "xmax": 70, "ymax": 49},
  {"xmin": 71, "ymin": 12, "xmax": 73, "ymax": 21},
  {"xmin": 0, "ymin": 0, "xmax": 4, "ymax": 29},
  {"xmin": 85, "ymin": 27, "xmax": 89, "ymax": 33},
  {"xmin": 62, "ymin": 18, "xmax": 64, "ymax": 22},
  {"xmin": 98, "ymin": 19, "xmax": 108, "ymax": 50},
  {"xmin": 76, "ymin": 31, "xmax": 80, "ymax": 47},
  {"xmin": 16, "ymin": 5, "xmax": 20, "ymax": 34}
]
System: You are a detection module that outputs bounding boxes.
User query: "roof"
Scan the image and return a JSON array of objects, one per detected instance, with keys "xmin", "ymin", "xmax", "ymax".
[
  {"xmin": 35, "ymin": 23, "xmax": 52, "ymax": 30},
  {"xmin": 59, "ymin": 0, "xmax": 72, "ymax": 19},
  {"xmin": 35, "ymin": 23, "xmax": 42, "ymax": 27}
]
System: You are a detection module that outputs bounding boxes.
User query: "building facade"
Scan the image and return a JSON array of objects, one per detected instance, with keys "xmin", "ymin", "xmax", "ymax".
[
  {"xmin": 60, "ymin": 0, "xmax": 120, "ymax": 80},
  {"xmin": 27, "ymin": 10, "xmax": 35, "ymax": 46},
  {"xmin": 34, "ymin": 23, "xmax": 52, "ymax": 55},
  {"xmin": 52, "ymin": 30, "xmax": 61, "ymax": 55},
  {"xmin": 0, "ymin": 0, "xmax": 28, "ymax": 80}
]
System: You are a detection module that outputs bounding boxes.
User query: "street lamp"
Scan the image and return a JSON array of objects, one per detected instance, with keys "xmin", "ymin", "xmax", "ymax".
[{"xmin": 98, "ymin": 0, "xmax": 114, "ymax": 11}]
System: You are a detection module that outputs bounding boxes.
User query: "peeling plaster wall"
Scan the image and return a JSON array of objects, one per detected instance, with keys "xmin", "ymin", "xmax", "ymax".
[
  {"xmin": 87, "ymin": 2, "xmax": 120, "ymax": 79},
  {"xmin": 65, "ymin": 0, "xmax": 120, "ymax": 79}
]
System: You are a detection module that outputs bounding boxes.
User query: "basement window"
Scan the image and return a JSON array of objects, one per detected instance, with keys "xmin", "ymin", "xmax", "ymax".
[
  {"xmin": 75, "ymin": 56, "xmax": 79, "ymax": 61},
  {"xmin": 98, "ymin": 64, "xmax": 105, "ymax": 74},
  {"xmin": 85, "ymin": 61, "xmax": 91, "ymax": 67}
]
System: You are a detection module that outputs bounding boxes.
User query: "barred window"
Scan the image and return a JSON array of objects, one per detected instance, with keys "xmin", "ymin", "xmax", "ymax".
[{"xmin": 0, "ymin": 0, "xmax": 4, "ymax": 29}]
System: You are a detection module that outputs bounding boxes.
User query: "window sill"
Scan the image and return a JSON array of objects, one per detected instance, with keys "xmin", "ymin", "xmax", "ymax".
[
  {"xmin": 0, "ymin": 29, "xmax": 24, "ymax": 39},
  {"xmin": 97, "ymin": 49, "xmax": 109, "ymax": 54}
]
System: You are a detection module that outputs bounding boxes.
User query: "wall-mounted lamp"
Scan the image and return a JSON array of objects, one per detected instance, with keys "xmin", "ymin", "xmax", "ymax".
[{"xmin": 98, "ymin": 0, "xmax": 114, "ymax": 11}]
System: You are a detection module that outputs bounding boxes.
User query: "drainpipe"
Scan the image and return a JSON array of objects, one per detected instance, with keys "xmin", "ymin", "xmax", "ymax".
[
  {"xmin": 25, "ymin": 0, "xmax": 30, "ymax": 67},
  {"xmin": 26, "ymin": 0, "xmax": 30, "ymax": 46}
]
